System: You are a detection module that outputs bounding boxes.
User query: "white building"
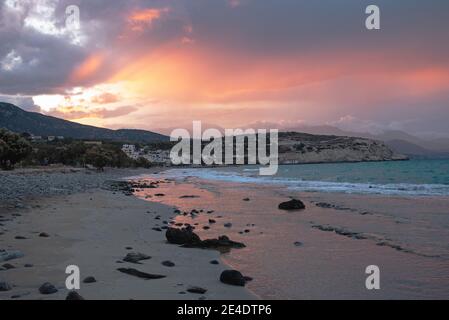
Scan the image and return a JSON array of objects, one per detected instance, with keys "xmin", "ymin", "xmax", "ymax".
[
  {"xmin": 121, "ymin": 144, "xmax": 171, "ymax": 165},
  {"xmin": 121, "ymin": 144, "xmax": 141, "ymax": 160}
]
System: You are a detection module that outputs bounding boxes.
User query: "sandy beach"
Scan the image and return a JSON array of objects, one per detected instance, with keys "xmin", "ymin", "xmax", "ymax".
[
  {"xmin": 0, "ymin": 168, "xmax": 255, "ymax": 300},
  {"xmin": 2, "ymin": 165, "xmax": 449, "ymax": 300}
]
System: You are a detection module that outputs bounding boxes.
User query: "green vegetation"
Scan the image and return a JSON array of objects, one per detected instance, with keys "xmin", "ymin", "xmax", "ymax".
[
  {"xmin": 0, "ymin": 128, "xmax": 33, "ymax": 170},
  {"xmin": 0, "ymin": 128, "xmax": 154, "ymax": 170}
]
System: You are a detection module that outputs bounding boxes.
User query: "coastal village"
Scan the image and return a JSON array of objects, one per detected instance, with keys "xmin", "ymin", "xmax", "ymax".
[{"xmin": 121, "ymin": 144, "xmax": 171, "ymax": 166}]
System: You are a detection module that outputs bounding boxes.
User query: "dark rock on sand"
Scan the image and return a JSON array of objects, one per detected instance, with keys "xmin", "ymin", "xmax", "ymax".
[
  {"xmin": 83, "ymin": 276, "xmax": 97, "ymax": 283},
  {"xmin": 187, "ymin": 286, "xmax": 207, "ymax": 294},
  {"xmin": 278, "ymin": 199, "xmax": 306, "ymax": 211},
  {"xmin": 220, "ymin": 270, "xmax": 246, "ymax": 286},
  {"xmin": 117, "ymin": 268, "xmax": 166, "ymax": 280},
  {"xmin": 208, "ymin": 219, "xmax": 216, "ymax": 224},
  {"xmin": 185, "ymin": 235, "xmax": 246, "ymax": 252},
  {"xmin": 2, "ymin": 263, "xmax": 15, "ymax": 270},
  {"xmin": 294, "ymin": 241, "xmax": 303, "ymax": 247},
  {"xmin": 161, "ymin": 260, "xmax": 175, "ymax": 267},
  {"xmin": 203, "ymin": 226, "xmax": 210, "ymax": 230},
  {"xmin": 166, "ymin": 228, "xmax": 245, "ymax": 252},
  {"xmin": 14, "ymin": 236, "xmax": 27, "ymax": 240},
  {"xmin": 39, "ymin": 232, "xmax": 50, "ymax": 238},
  {"xmin": 180, "ymin": 195, "xmax": 199, "ymax": 198},
  {"xmin": 210, "ymin": 260, "xmax": 219, "ymax": 265},
  {"xmin": 0, "ymin": 281, "xmax": 12, "ymax": 291},
  {"xmin": 66, "ymin": 291, "xmax": 84, "ymax": 300},
  {"xmin": 123, "ymin": 252, "xmax": 151, "ymax": 264},
  {"xmin": 24, "ymin": 263, "xmax": 34, "ymax": 268},
  {"xmin": 39, "ymin": 282, "xmax": 58, "ymax": 294},
  {"xmin": 166, "ymin": 227, "xmax": 201, "ymax": 245},
  {"xmin": 315, "ymin": 202, "xmax": 334, "ymax": 209},
  {"xmin": 243, "ymin": 198, "xmax": 250, "ymax": 201},
  {"xmin": 224, "ymin": 223, "xmax": 232, "ymax": 228},
  {"xmin": 152, "ymin": 227, "xmax": 162, "ymax": 232}
]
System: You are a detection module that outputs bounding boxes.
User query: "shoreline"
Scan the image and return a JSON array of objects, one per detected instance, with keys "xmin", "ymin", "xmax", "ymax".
[
  {"xmin": 0, "ymin": 167, "xmax": 256, "ymax": 300},
  {"xmin": 131, "ymin": 172, "xmax": 449, "ymax": 299},
  {"xmin": 2, "ymin": 164, "xmax": 449, "ymax": 299}
]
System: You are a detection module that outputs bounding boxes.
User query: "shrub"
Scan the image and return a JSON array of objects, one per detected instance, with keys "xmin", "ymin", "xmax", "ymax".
[{"xmin": 0, "ymin": 129, "xmax": 33, "ymax": 169}]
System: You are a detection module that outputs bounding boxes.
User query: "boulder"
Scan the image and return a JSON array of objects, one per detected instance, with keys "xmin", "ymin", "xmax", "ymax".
[
  {"xmin": 197, "ymin": 236, "xmax": 245, "ymax": 251},
  {"xmin": 117, "ymin": 268, "xmax": 166, "ymax": 280},
  {"xmin": 83, "ymin": 276, "xmax": 97, "ymax": 284},
  {"xmin": 66, "ymin": 291, "xmax": 84, "ymax": 300},
  {"xmin": 123, "ymin": 252, "xmax": 151, "ymax": 264},
  {"xmin": 161, "ymin": 260, "xmax": 175, "ymax": 267},
  {"xmin": 187, "ymin": 286, "xmax": 207, "ymax": 294},
  {"xmin": 165, "ymin": 227, "xmax": 201, "ymax": 245},
  {"xmin": 220, "ymin": 270, "xmax": 246, "ymax": 286},
  {"xmin": 278, "ymin": 199, "xmax": 306, "ymax": 211},
  {"xmin": 39, "ymin": 282, "xmax": 58, "ymax": 294}
]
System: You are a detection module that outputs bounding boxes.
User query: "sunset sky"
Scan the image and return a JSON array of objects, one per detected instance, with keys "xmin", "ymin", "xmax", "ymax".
[{"xmin": 1, "ymin": 0, "xmax": 449, "ymax": 138}]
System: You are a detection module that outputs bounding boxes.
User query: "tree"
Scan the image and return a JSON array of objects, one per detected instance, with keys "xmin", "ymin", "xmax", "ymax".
[
  {"xmin": 0, "ymin": 129, "xmax": 33, "ymax": 170},
  {"xmin": 135, "ymin": 157, "xmax": 152, "ymax": 168},
  {"xmin": 84, "ymin": 146, "xmax": 111, "ymax": 171}
]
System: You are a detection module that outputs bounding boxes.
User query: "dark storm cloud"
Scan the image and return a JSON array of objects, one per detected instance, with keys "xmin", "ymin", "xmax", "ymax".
[
  {"xmin": 2, "ymin": 0, "xmax": 449, "ymax": 96},
  {"xmin": 0, "ymin": 94, "xmax": 41, "ymax": 111}
]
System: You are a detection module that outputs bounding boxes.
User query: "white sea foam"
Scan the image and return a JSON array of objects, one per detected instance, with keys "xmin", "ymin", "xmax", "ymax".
[{"xmin": 157, "ymin": 168, "xmax": 449, "ymax": 196}]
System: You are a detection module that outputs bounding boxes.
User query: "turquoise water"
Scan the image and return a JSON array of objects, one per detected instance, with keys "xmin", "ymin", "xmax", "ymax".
[
  {"xmin": 270, "ymin": 159, "xmax": 449, "ymax": 185},
  {"xmin": 163, "ymin": 159, "xmax": 449, "ymax": 196}
]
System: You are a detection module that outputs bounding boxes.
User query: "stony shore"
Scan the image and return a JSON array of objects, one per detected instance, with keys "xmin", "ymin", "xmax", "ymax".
[{"xmin": 0, "ymin": 166, "xmax": 156, "ymax": 211}]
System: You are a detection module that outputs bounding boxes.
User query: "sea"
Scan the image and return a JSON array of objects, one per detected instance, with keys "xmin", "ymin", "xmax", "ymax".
[
  {"xmin": 160, "ymin": 159, "xmax": 449, "ymax": 197},
  {"xmin": 132, "ymin": 159, "xmax": 449, "ymax": 299}
]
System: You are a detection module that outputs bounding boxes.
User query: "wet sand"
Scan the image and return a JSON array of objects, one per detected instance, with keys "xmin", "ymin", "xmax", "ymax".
[{"xmin": 136, "ymin": 175, "xmax": 449, "ymax": 299}]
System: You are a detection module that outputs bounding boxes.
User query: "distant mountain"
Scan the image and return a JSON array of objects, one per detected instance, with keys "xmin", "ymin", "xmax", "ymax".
[
  {"xmin": 244, "ymin": 121, "xmax": 449, "ymax": 155},
  {"xmin": 385, "ymin": 139, "xmax": 436, "ymax": 156},
  {"xmin": 386, "ymin": 139, "xmax": 449, "ymax": 158},
  {"xmin": 0, "ymin": 102, "xmax": 168, "ymax": 143}
]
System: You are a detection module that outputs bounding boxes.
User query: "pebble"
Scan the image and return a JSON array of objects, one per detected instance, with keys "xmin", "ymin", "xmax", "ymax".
[{"xmin": 39, "ymin": 282, "xmax": 58, "ymax": 294}]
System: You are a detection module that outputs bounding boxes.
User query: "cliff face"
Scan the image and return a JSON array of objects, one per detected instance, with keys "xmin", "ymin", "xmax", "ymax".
[{"xmin": 277, "ymin": 132, "xmax": 408, "ymax": 164}]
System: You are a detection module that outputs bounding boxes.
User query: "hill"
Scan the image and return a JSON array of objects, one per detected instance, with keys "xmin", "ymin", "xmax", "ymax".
[{"xmin": 0, "ymin": 102, "xmax": 168, "ymax": 143}]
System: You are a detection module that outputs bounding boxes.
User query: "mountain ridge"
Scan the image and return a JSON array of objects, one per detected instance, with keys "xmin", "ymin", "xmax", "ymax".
[{"xmin": 0, "ymin": 102, "xmax": 168, "ymax": 143}]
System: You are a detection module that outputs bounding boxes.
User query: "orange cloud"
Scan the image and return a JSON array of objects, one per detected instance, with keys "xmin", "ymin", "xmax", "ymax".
[
  {"xmin": 69, "ymin": 53, "xmax": 104, "ymax": 83},
  {"xmin": 91, "ymin": 92, "xmax": 120, "ymax": 104},
  {"xmin": 46, "ymin": 105, "xmax": 137, "ymax": 120},
  {"xmin": 128, "ymin": 7, "xmax": 169, "ymax": 31}
]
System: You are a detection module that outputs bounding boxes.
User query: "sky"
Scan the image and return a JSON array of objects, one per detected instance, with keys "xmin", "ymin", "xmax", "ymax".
[{"xmin": 1, "ymin": 0, "xmax": 449, "ymax": 138}]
